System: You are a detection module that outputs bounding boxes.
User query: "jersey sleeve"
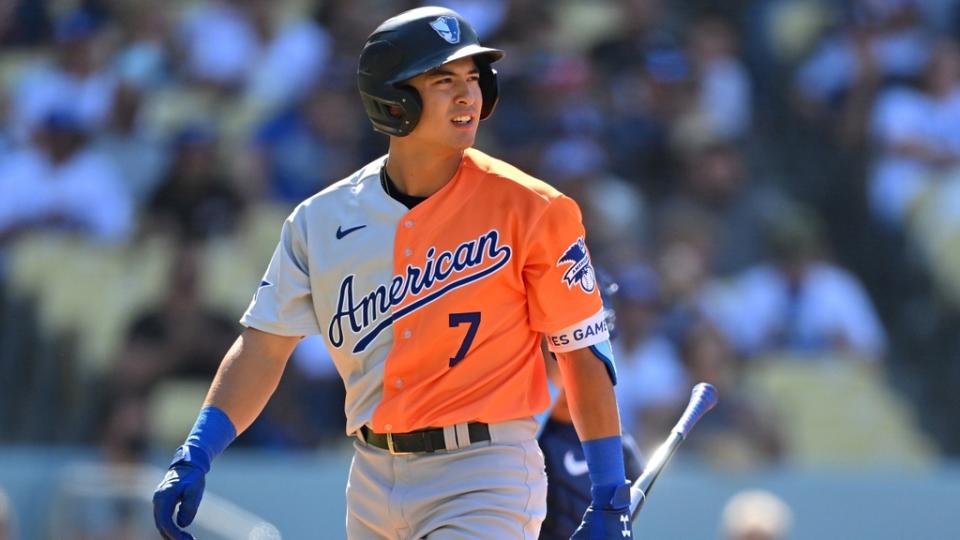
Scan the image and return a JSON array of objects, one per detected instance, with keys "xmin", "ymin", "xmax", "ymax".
[
  {"xmin": 240, "ymin": 210, "xmax": 321, "ymax": 336},
  {"xmin": 523, "ymin": 195, "xmax": 608, "ymax": 352}
]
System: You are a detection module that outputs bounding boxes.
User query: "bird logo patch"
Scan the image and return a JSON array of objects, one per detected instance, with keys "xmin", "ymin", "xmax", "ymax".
[
  {"xmin": 429, "ymin": 16, "xmax": 460, "ymax": 44},
  {"xmin": 557, "ymin": 237, "xmax": 596, "ymax": 293}
]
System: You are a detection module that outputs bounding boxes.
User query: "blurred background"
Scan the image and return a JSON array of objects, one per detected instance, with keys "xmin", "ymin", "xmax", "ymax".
[{"xmin": 1, "ymin": 0, "xmax": 960, "ymax": 538}]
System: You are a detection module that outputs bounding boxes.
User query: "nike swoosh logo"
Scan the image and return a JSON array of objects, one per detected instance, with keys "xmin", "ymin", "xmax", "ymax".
[
  {"xmin": 563, "ymin": 450, "xmax": 590, "ymax": 476},
  {"xmin": 336, "ymin": 224, "xmax": 366, "ymax": 239}
]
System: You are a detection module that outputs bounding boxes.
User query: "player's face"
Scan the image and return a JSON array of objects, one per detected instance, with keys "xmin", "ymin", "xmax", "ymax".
[{"xmin": 406, "ymin": 57, "xmax": 482, "ymax": 150}]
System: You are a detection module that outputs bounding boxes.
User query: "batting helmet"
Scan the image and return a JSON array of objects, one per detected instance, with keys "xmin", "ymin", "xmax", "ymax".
[{"xmin": 357, "ymin": 6, "xmax": 504, "ymax": 137}]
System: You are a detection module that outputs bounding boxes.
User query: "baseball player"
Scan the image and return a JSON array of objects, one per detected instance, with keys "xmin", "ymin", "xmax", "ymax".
[
  {"xmin": 153, "ymin": 7, "xmax": 631, "ymax": 540},
  {"xmin": 539, "ymin": 278, "xmax": 645, "ymax": 540}
]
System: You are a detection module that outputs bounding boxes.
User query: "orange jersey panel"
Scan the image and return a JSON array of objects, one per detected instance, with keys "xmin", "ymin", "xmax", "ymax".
[{"xmin": 370, "ymin": 148, "xmax": 603, "ymax": 432}]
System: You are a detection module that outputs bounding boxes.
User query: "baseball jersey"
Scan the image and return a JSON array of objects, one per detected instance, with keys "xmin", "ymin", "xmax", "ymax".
[{"xmin": 241, "ymin": 148, "xmax": 609, "ymax": 434}]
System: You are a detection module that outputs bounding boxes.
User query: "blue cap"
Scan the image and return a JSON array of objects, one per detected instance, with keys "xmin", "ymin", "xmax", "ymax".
[
  {"xmin": 645, "ymin": 47, "xmax": 689, "ymax": 83},
  {"xmin": 55, "ymin": 10, "xmax": 101, "ymax": 43},
  {"xmin": 173, "ymin": 124, "xmax": 217, "ymax": 148},
  {"xmin": 42, "ymin": 110, "xmax": 87, "ymax": 133},
  {"xmin": 615, "ymin": 264, "xmax": 659, "ymax": 304}
]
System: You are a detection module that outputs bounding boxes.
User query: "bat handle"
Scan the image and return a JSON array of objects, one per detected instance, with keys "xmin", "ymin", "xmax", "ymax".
[{"xmin": 674, "ymin": 382, "xmax": 718, "ymax": 438}]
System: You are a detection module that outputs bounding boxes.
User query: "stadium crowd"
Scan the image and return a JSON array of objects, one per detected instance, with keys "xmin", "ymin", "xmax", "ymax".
[{"xmin": 0, "ymin": 0, "xmax": 958, "ymax": 482}]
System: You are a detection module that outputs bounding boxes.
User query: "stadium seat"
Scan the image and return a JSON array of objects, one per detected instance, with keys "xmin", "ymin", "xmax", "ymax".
[
  {"xmin": 907, "ymin": 172, "xmax": 960, "ymax": 307},
  {"xmin": 7, "ymin": 233, "xmax": 174, "ymax": 377},
  {"xmin": 200, "ymin": 202, "xmax": 291, "ymax": 316},
  {"xmin": 6, "ymin": 232, "xmax": 72, "ymax": 302},
  {"xmin": 147, "ymin": 379, "xmax": 209, "ymax": 449},
  {"xmin": 744, "ymin": 355, "xmax": 936, "ymax": 467}
]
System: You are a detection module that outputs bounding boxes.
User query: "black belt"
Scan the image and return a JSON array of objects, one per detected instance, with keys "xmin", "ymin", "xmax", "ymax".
[{"xmin": 360, "ymin": 423, "xmax": 490, "ymax": 454}]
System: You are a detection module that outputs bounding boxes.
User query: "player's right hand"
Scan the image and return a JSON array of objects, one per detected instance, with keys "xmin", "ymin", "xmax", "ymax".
[
  {"xmin": 570, "ymin": 483, "xmax": 632, "ymax": 540},
  {"xmin": 153, "ymin": 446, "xmax": 208, "ymax": 540}
]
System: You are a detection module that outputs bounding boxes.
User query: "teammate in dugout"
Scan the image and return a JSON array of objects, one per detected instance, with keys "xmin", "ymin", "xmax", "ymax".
[{"xmin": 154, "ymin": 6, "xmax": 632, "ymax": 539}]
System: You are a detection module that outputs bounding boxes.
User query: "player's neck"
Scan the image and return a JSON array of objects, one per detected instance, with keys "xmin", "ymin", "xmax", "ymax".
[{"xmin": 385, "ymin": 142, "xmax": 464, "ymax": 197}]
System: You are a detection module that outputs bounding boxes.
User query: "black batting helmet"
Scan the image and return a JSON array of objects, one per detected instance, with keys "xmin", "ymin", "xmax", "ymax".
[{"xmin": 357, "ymin": 6, "xmax": 504, "ymax": 137}]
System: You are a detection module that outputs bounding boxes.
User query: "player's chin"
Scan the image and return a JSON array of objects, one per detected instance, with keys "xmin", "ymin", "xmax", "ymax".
[{"xmin": 445, "ymin": 128, "xmax": 477, "ymax": 150}]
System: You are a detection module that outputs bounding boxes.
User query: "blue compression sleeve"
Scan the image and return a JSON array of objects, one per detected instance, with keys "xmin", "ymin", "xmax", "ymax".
[
  {"xmin": 176, "ymin": 406, "xmax": 237, "ymax": 473},
  {"xmin": 582, "ymin": 435, "xmax": 627, "ymax": 509},
  {"xmin": 588, "ymin": 340, "xmax": 617, "ymax": 385}
]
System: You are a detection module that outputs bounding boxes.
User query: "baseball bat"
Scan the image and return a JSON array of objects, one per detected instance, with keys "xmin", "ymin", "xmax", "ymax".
[{"xmin": 629, "ymin": 382, "xmax": 718, "ymax": 520}]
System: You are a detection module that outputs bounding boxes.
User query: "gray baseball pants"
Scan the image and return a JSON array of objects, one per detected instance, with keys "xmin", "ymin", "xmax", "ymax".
[{"xmin": 345, "ymin": 418, "xmax": 547, "ymax": 539}]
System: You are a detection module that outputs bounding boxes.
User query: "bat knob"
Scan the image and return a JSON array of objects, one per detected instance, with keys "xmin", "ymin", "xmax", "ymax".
[{"xmin": 676, "ymin": 383, "xmax": 719, "ymax": 437}]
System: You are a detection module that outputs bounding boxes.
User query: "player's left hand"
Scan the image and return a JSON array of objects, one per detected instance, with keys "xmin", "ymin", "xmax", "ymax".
[{"xmin": 570, "ymin": 484, "xmax": 632, "ymax": 540}]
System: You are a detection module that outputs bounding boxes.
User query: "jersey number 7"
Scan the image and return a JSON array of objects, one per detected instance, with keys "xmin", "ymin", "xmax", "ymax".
[{"xmin": 449, "ymin": 312, "xmax": 481, "ymax": 367}]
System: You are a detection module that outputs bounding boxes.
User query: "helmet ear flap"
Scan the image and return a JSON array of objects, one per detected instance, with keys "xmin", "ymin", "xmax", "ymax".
[
  {"xmin": 394, "ymin": 85, "xmax": 423, "ymax": 134},
  {"xmin": 358, "ymin": 85, "xmax": 423, "ymax": 137},
  {"xmin": 477, "ymin": 62, "xmax": 500, "ymax": 120}
]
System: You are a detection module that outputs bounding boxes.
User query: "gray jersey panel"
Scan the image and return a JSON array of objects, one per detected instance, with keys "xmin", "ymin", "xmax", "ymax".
[{"xmin": 242, "ymin": 156, "xmax": 408, "ymax": 435}]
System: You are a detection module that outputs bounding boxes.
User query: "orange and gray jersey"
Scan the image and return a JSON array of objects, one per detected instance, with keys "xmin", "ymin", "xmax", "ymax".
[{"xmin": 241, "ymin": 148, "xmax": 609, "ymax": 435}]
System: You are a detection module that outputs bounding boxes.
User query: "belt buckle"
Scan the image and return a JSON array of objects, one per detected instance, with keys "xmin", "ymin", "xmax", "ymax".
[{"xmin": 386, "ymin": 433, "xmax": 413, "ymax": 456}]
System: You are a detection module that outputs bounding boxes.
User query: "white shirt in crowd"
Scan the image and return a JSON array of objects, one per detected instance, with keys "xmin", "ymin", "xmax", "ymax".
[
  {"xmin": 179, "ymin": 0, "xmax": 330, "ymax": 106},
  {"xmin": 613, "ymin": 336, "xmax": 687, "ymax": 436},
  {"xmin": 869, "ymin": 85, "xmax": 960, "ymax": 225},
  {"xmin": 0, "ymin": 146, "xmax": 134, "ymax": 242},
  {"xmin": 697, "ymin": 57, "xmax": 752, "ymax": 140},
  {"xmin": 8, "ymin": 63, "xmax": 117, "ymax": 143},
  {"xmin": 722, "ymin": 262, "xmax": 887, "ymax": 361},
  {"xmin": 795, "ymin": 28, "xmax": 930, "ymax": 106}
]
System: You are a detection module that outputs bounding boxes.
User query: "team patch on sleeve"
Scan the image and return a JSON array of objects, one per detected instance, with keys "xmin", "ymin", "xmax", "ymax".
[
  {"xmin": 556, "ymin": 237, "xmax": 596, "ymax": 294},
  {"xmin": 545, "ymin": 309, "xmax": 610, "ymax": 353}
]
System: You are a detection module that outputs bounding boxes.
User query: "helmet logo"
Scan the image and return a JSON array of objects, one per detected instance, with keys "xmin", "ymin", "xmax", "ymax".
[{"xmin": 429, "ymin": 16, "xmax": 460, "ymax": 44}]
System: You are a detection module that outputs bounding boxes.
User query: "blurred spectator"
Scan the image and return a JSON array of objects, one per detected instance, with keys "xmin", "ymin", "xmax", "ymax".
[
  {"xmin": 94, "ymin": 83, "xmax": 168, "ymax": 205},
  {"xmin": 0, "ymin": 0, "xmax": 52, "ymax": 46},
  {"xmin": 110, "ymin": 0, "xmax": 175, "ymax": 90},
  {"xmin": 145, "ymin": 124, "xmax": 246, "ymax": 241},
  {"xmin": 650, "ymin": 203, "xmax": 722, "ymax": 332},
  {"xmin": 177, "ymin": 0, "xmax": 329, "ymax": 108},
  {"xmin": 589, "ymin": 2, "xmax": 686, "ymax": 197},
  {"xmin": 604, "ymin": 43, "xmax": 693, "ymax": 198},
  {"xmin": 677, "ymin": 321, "xmax": 786, "ymax": 468},
  {"xmin": 311, "ymin": 0, "xmax": 414, "ymax": 66},
  {"xmin": 619, "ymin": 201, "xmax": 788, "ymax": 465},
  {"xmin": 175, "ymin": 0, "xmax": 260, "ymax": 90},
  {"xmin": 661, "ymin": 139, "xmax": 791, "ymax": 276},
  {"xmin": 101, "ymin": 242, "xmax": 238, "ymax": 462},
  {"xmin": 590, "ymin": 0, "xmax": 673, "ymax": 75},
  {"xmin": 249, "ymin": 83, "xmax": 364, "ymax": 203},
  {"xmin": 610, "ymin": 264, "xmax": 688, "ymax": 442},
  {"xmin": 6, "ymin": 9, "xmax": 116, "ymax": 142},
  {"xmin": 683, "ymin": 15, "xmax": 752, "ymax": 140},
  {"xmin": 484, "ymin": 48, "xmax": 576, "ymax": 172},
  {"xmin": 793, "ymin": 0, "xmax": 932, "ymax": 147},
  {"xmin": 565, "ymin": 170, "xmax": 648, "ymax": 268},
  {"xmin": 0, "ymin": 110, "xmax": 133, "ymax": 246},
  {"xmin": 242, "ymin": 0, "xmax": 331, "ymax": 109},
  {"xmin": 720, "ymin": 489, "xmax": 793, "ymax": 540},
  {"xmin": 868, "ymin": 37, "xmax": 960, "ymax": 227},
  {"xmin": 724, "ymin": 207, "xmax": 887, "ymax": 360}
]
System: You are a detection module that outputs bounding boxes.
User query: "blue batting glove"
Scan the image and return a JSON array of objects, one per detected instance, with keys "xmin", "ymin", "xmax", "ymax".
[
  {"xmin": 153, "ymin": 445, "xmax": 210, "ymax": 540},
  {"xmin": 571, "ymin": 483, "xmax": 632, "ymax": 540}
]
